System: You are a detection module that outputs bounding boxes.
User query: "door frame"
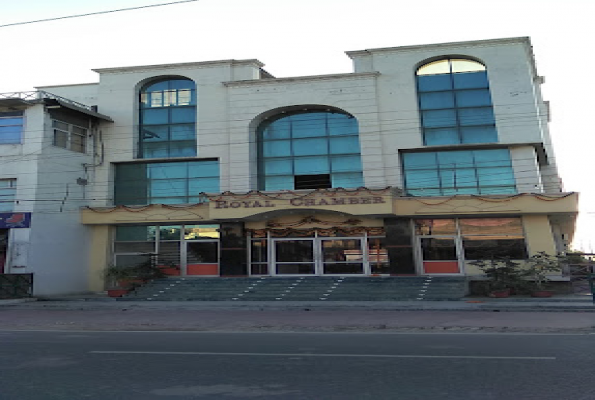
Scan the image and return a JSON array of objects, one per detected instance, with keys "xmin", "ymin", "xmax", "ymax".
[
  {"xmin": 269, "ymin": 236, "xmax": 368, "ymax": 276},
  {"xmin": 270, "ymin": 237, "xmax": 316, "ymax": 276}
]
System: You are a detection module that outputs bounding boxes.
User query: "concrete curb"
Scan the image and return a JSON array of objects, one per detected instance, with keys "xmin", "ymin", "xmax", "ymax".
[
  {"xmin": 5, "ymin": 299, "xmax": 595, "ymax": 312},
  {"xmin": 0, "ymin": 298, "xmax": 37, "ymax": 306}
]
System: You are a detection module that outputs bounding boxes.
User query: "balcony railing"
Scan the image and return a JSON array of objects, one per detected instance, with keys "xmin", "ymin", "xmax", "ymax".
[{"xmin": 0, "ymin": 90, "xmax": 95, "ymax": 112}]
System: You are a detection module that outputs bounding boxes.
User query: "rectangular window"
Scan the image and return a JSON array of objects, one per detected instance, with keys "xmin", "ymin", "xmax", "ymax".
[
  {"xmin": 114, "ymin": 160, "xmax": 219, "ymax": 205},
  {"xmin": 0, "ymin": 112, "xmax": 23, "ymax": 144},
  {"xmin": 0, "ymin": 179, "xmax": 16, "ymax": 212},
  {"xmin": 460, "ymin": 218, "xmax": 527, "ymax": 260},
  {"xmin": 113, "ymin": 224, "xmax": 219, "ymax": 269},
  {"xmin": 403, "ymin": 149, "xmax": 516, "ymax": 196},
  {"xmin": 52, "ymin": 120, "xmax": 88, "ymax": 153},
  {"xmin": 414, "ymin": 217, "xmax": 527, "ymax": 261}
]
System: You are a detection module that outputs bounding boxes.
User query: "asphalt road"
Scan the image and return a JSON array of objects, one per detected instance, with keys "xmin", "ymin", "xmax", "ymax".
[{"xmin": 1, "ymin": 331, "xmax": 594, "ymax": 400}]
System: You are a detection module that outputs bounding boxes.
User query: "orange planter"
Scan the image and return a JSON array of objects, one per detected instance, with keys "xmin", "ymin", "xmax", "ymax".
[
  {"xmin": 107, "ymin": 289, "xmax": 129, "ymax": 298},
  {"xmin": 187, "ymin": 263, "xmax": 219, "ymax": 275}
]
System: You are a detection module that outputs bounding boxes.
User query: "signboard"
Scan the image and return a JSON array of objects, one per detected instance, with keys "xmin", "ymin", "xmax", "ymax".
[
  {"xmin": 0, "ymin": 213, "xmax": 31, "ymax": 229},
  {"xmin": 214, "ymin": 196, "xmax": 386, "ymax": 209}
]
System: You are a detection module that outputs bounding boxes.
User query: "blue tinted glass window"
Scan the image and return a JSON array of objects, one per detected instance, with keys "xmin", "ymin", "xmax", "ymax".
[
  {"xmin": 142, "ymin": 109, "xmax": 168, "ymax": 125},
  {"xmin": 453, "ymin": 71, "xmax": 489, "ymax": 89},
  {"xmin": 265, "ymin": 176, "xmax": 293, "ymax": 191},
  {"xmin": 262, "ymin": 120, "xmax": 291, "ymax": 140},
  {"xmin": 264, "ymin": 159, "xmax": 293, "ymax": 175},
  {"xmin": 0, "ymin": 125, "xmax": 22, "ymax": 144},
  {"xmin": 170, "ymin": 124, "xmax": 195, "ymax": 141},
  {"xmin": 424, "ymin": 128, "xmax": 459, "ymax": 146},
  {"xmin": 169, "ymin": 141, "xmax": 197, "ymax": 158},
  {"xmin": 331, "ymin": 155, "xmax": 362, "ymax": 172},
  {"xmin": 417, "ymin": 74, "xmax": 452, "ymax": 92},
  {"xmin": 115, "ymin": 160, "xmax": 218, "ymax": 205},
  {"xmin": 422, "ymin": 110, "xmax": 457, "ymax": 128},
  {"xmin": 417, "ymin": 60, "xmax": 497, "ymax": 145},
  {"xmin": 171, "ymin": 107, "xmax": 196, "ymax": 123},
  {"xmin": 294, "ymin": 156, "xmax": 329, "ymax": 175},
  {"xmin": 419, "ymin": 92, "xmax": 455, "ymax": 110},
  {"xmin": 332, "ymin": 173, "xmax": 364, "ymax": 188},
  {"xmin": 330, "ymin": 136, "xmax": 360, "ymax": 154},
  {"xmin": 293, "ymin": 138, "xmax": 327, "ymax": 156},
  {"xmin": 139, "ymin": 78, "xmax": 197, "ymax": 159},
  {"xmin": 257, "ymin": 111, "xmax": 363, "ymax": 190},
  {"xmin": 402, "ymin": 152, "xmax": 437, "ymax": 169},
  {"xmin": 455, "ymin": 89, "xmax": 492, "ymax": 107},
  {"xmin": 460, "ymin": 126, "xmax": 497, "ymax": 144},
  {"xmin": 437, "ymin": 150, "xmax": 474, "ymax": 168},
  {"xmin": 328, "ymin": 114, "xmax": 358, "ymax": 136},
  {"xmin": 405, "ymin": 169, "xmax": 440, "ymax": 189},
  {"xmin": 403, "ymin": 149, "xmax": 516, "ymax": 196},
  {"xmin": 262, "ymin": 140, "xmax": 291, "ymax": 157},
  {"xmin": 143, "ymin": 143, "xmax": 168, "ymax": 159},
  {"xmin": 458, "ymin": 107, "xmax": 495, "ymax": 126},
  {"xmin": 291, "ymin": 114, "xmax": 327, "ymax": 138}
]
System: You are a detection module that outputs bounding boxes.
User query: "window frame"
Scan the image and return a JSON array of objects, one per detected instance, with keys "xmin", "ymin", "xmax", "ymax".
[
  {"xmin": 257, "ymin": 110, "xmax": 364, "ymax": 191},
  {"xmin": 402, "ymin": 148, "xmax": 516, "ymax": 196},
  {"xmin": 52, "ymin": 119, "xmax": 88, "ymax": 153},
  {"xmin": 416, "ymin": 58, "xmax": 498, "ymax": 146},
  {"xmin": 0, "ymin": 178, "xmax": 17, "ymax": 212},
  {"xmin": 414, "ymin": 217, "xmax": 528, "ymax": 266},
  {"xmin": 0, "ymin": 111, "xmax": 24, "ymax": 145},
  {"xmin": 138, "ymin": 78, "xmax": 197, "ymax": 159},
  {"xmin": 114, "ymin": 159, "xmax": 220, "ymax": 206}
]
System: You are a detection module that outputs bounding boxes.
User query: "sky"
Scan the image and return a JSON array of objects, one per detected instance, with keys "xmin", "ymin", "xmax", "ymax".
[{"xmin": 1, "ymin": 0, "xmax": 593, "ymax": 250}]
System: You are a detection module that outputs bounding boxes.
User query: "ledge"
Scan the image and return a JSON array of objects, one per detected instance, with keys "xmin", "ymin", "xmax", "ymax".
[{"xmin": 223, "ymin": 72, "xmax": 380, "ymax": 87}]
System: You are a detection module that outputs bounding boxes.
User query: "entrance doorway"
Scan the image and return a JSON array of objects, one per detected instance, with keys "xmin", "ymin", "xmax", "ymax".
[{"xmin": 271, "ymin": 237, "xmax": 366, "ymax": 276}]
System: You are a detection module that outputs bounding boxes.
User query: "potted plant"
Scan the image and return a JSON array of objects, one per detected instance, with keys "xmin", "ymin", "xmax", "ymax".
[
  {"xmin": 104, "ymin": 256, "xmax": 168, "ymax": 297},
  {"xmin": 471, "ymin": 257, "xmax": 524, "ymax": 298},
  {"xmin": 522, "ymin": 252, "xmax": 563, "ymax": 298},
  {"xmin": 104, "ymin": 264, "xmax": 139, "ymax": 297}
]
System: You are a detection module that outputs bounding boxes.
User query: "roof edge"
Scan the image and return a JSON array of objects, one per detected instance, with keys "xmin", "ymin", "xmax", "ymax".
[
  {"xmin": 346, "ymin": 37, "xmax": 531, "ymax": 58},
  {"xmin": 93, "ymin": 59, "xmax": 265, "ymax": 74},
  {"xmin": 223, "ymin": 72, "xmax": 380, "ymax": 87}
]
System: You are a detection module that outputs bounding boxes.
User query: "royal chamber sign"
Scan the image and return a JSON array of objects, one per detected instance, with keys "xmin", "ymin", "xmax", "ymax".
[
  {"xmin": 208, "ymin": 189, "xmax": 395, "ymax": 218},
  {"xmin": 214, "ymin": 196, "xmax": 386, "ymax": 209},
  {"xmin": 0, "ymin": 212, "xmax": 31, "ymax": 229}
]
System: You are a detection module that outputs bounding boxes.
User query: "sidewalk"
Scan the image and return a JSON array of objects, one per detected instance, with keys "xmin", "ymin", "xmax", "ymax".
[{"xmin": 1, "ymin": 296, "xmax": 594, "ymax": 333}]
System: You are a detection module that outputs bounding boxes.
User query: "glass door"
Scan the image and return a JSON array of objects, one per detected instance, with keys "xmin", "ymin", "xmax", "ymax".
[
  {"xmin": 272, "ymin": 239, "xmax": 315, "ymax": 275},
  {"xmin": 320, "ymin": 238, "xmax": 365, "ymax": 275},
  {"xmin": 185, "ymin": 241, "xmax": 219, "ymax": 276},
  {"xmin": 419, "ymin": 237, "xmax": 462, "ymax": 274}
]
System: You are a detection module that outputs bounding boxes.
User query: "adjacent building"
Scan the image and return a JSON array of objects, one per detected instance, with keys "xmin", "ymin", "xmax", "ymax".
[{"xmin": 0, "ymin": 37, "xmax": 578, "ymax": 294}]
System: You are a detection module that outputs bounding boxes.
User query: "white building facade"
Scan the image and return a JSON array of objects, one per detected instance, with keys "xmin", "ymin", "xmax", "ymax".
[{"xmin": 0, "ymin": 37, "xmax": 578, "ymax": 294}]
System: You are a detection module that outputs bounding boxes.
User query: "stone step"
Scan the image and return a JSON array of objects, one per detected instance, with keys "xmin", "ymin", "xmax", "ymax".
[{"xmin": 124, "ymin": 276, "xmax": 468, "ymax": 301}]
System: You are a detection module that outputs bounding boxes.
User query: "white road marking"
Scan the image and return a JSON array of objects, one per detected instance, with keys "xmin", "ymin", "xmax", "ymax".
[{"xmin": 89, "ymin": 350, "xmax": 555, "ymax": 360}]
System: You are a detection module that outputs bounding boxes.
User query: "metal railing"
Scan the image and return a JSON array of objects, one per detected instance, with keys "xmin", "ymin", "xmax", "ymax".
[{"xmin": 0, "ymin": 90, "xmax": 95, "ymax": 112}]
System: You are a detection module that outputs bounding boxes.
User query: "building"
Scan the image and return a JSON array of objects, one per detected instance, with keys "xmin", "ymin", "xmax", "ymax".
[
  {"xmin": 0, "ymin": 91, "xmax": 112, "ymax": 295},
  {"xmin": 0, "ymin": 37, "xmax": 578, "ymax": 295}
]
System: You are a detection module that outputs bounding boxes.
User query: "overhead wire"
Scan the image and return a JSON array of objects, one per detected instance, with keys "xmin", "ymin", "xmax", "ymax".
[{"xmin": 0, "ymin": 0, "xmax": 200, "ymax": 28}]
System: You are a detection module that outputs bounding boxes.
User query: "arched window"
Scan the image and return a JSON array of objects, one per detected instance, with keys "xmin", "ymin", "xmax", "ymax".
[
  {"xmin": 416, "ymin": 58, "xmax": 497, "ymax": 145},
  {"xmin": 257, "ymin": 111, "xmax": 363, "ymax": 190},
  {"xmin": 139, "ymin": 78, "xmax": 197, "ymax": 158}
]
